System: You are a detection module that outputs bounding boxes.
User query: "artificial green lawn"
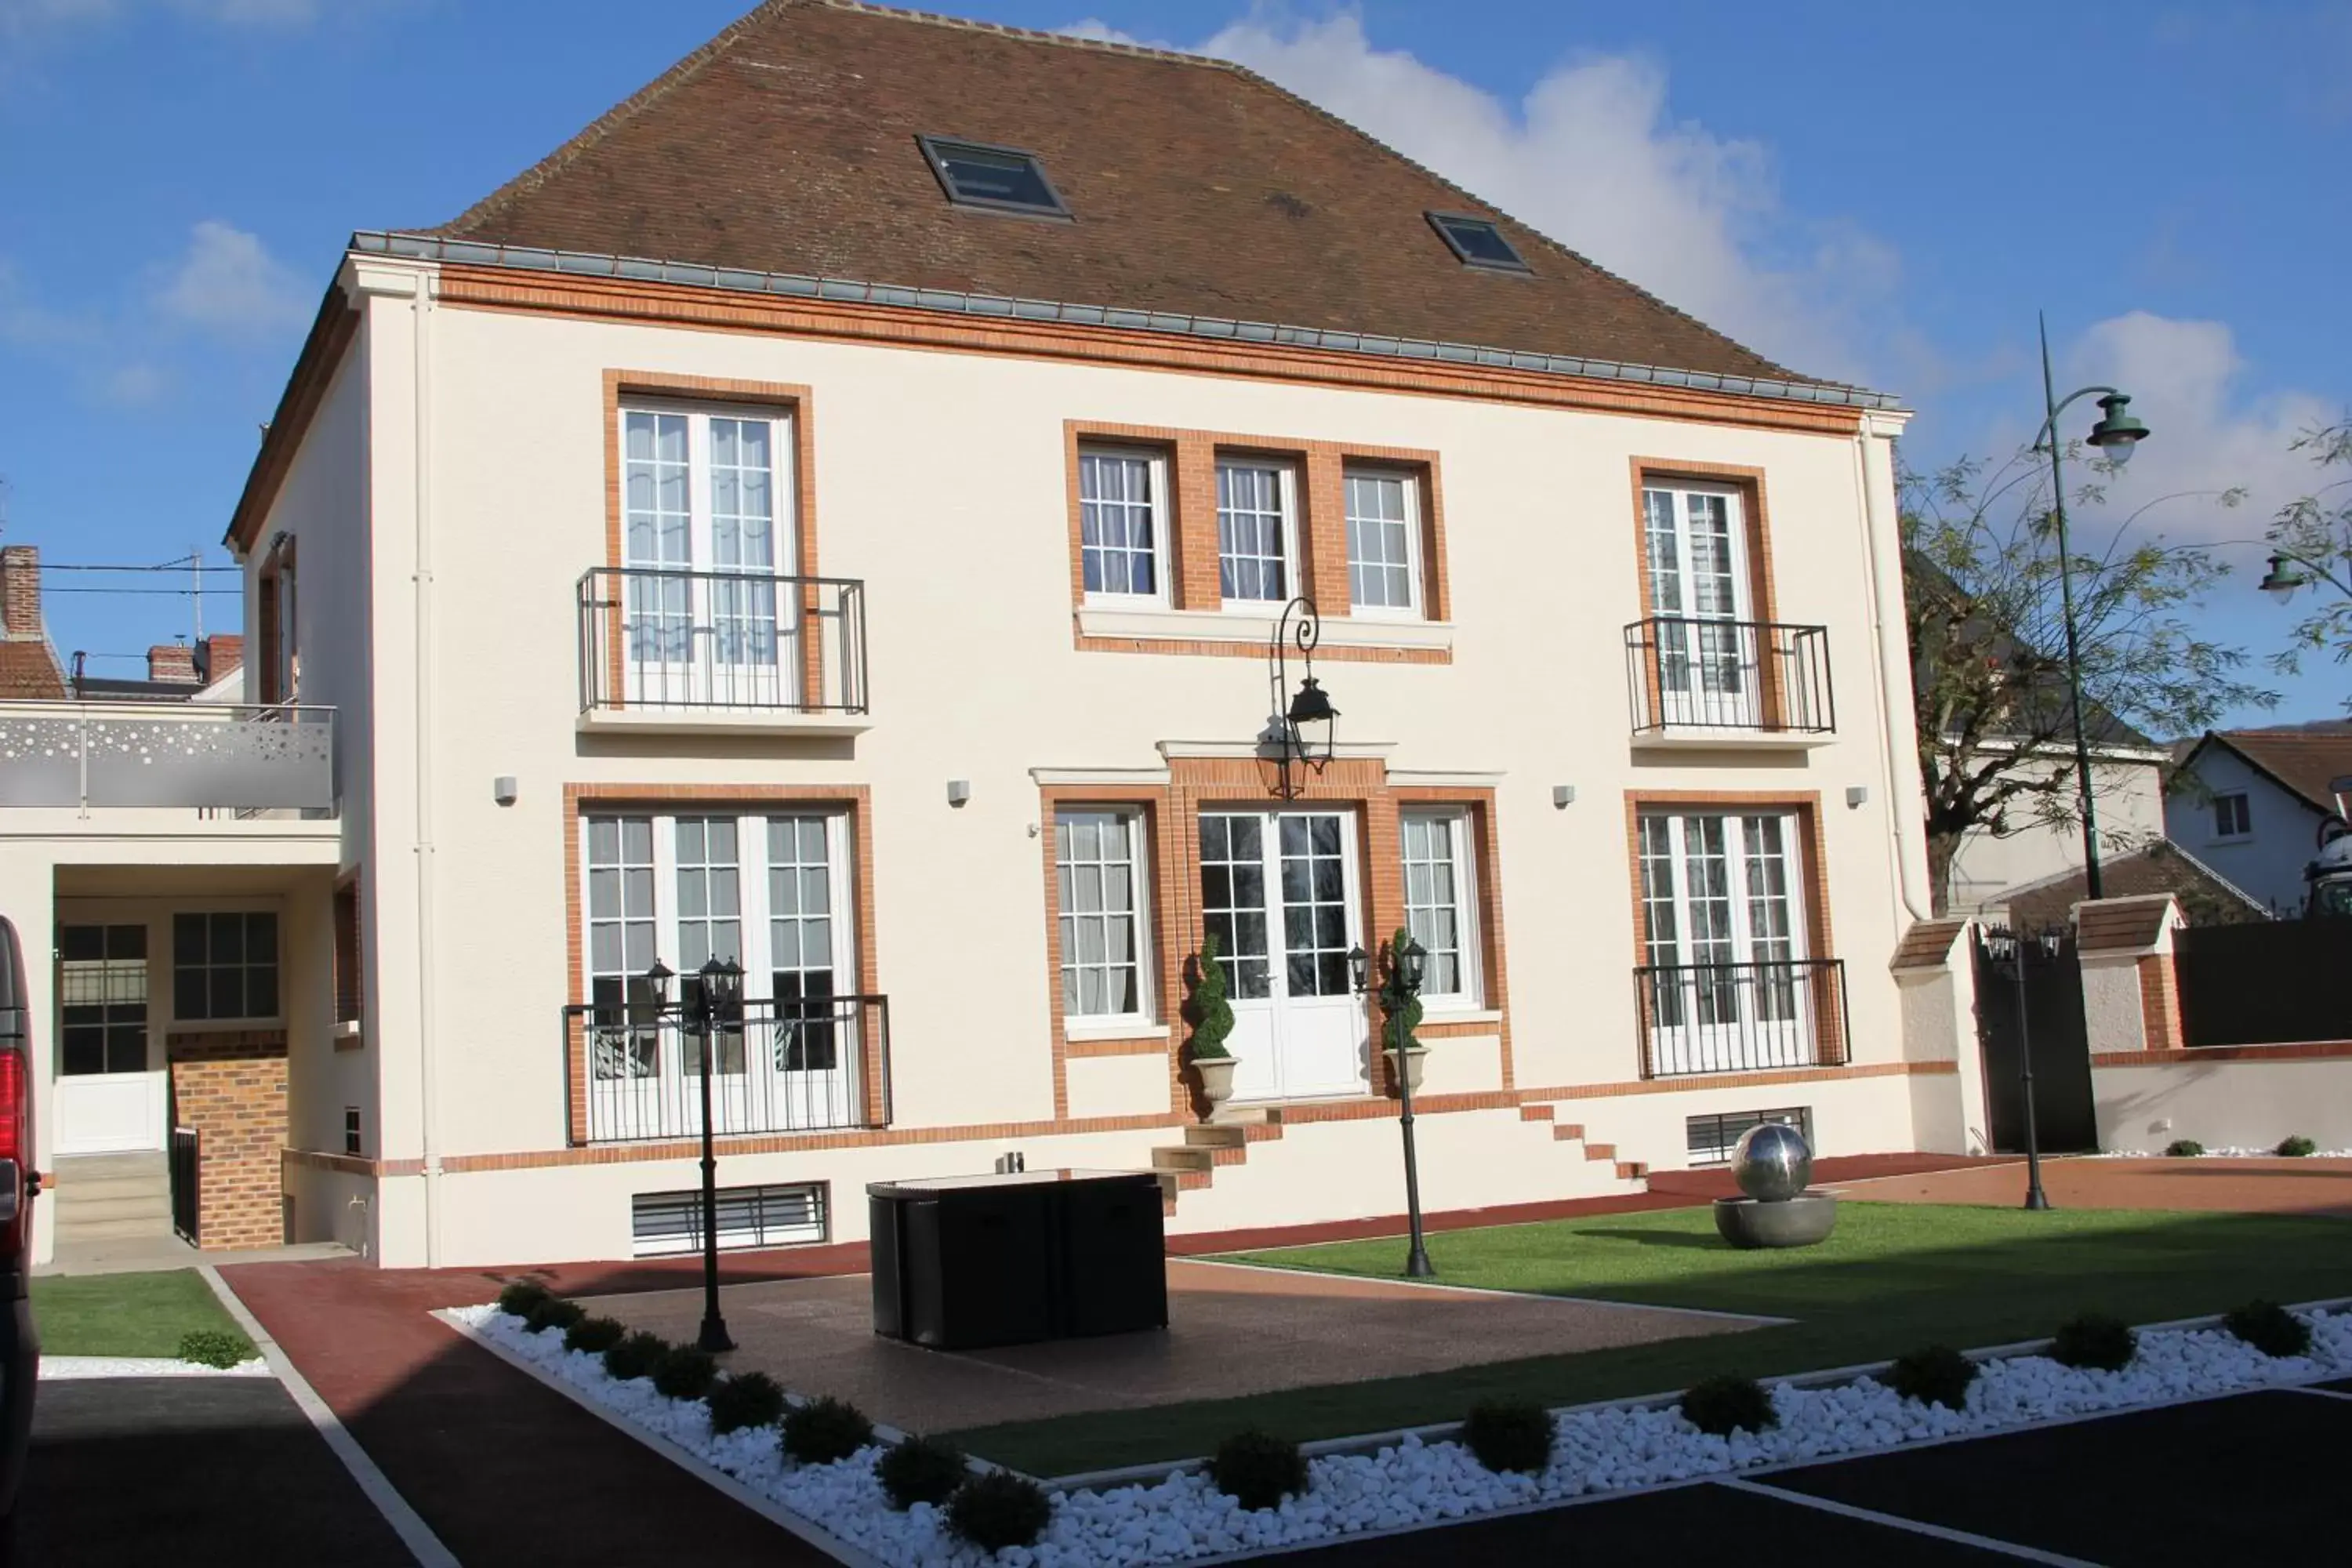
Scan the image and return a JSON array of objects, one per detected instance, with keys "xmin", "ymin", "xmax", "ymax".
[
  {"xmin": 30, "ymin": 1269, "xmax": 254, "ymax": 1359},
  {"xmin": 945, "ymin": 1201, "xmax": 2352, "ymax": 1477}
]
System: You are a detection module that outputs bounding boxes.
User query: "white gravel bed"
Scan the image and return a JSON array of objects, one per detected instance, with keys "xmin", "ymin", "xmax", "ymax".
[
  {"xmin": 40, "ymin": 1355, "xmax": 270, "ymax": 1380},
  {"xmin": 2100, "ymin": 1146, "xmax": 2352, "ymax": 1158},
  {"xmin": 449, "ymin": 1301, "xmax": 2352, "ymax": 1566}
]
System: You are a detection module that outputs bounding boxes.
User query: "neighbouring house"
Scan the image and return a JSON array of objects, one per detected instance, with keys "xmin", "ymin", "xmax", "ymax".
[
  {"xmin": 1991, "ymin": 840, "xmax": 2268, "ymax": 931},
  {"xmin": 2166, "ymin": 728, "xmax": 2352, "ymax": 917},
  {"xmin": 68, "ymin": 635, "xmax": 246, "ymax": 703},
  {"xmin": 6, "ymin": 0, "xmax": 1974, "ymax": 1270}
]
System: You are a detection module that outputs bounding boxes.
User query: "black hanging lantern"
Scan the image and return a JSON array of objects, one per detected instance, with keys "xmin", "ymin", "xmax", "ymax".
[{"xmin": 1269, "ymin": 597, "xmax": 1338, "ymax": 798}]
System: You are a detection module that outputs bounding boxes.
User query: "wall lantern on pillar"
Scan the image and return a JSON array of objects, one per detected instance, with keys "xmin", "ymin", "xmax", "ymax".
[{"xmin": 1269, "ymin": 596, "xmax": 1338, "ymax": 800}]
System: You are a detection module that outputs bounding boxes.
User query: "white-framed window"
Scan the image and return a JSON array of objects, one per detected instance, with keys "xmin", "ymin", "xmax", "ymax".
[
  {"xmin": 1637, "ymin": 810, "xmax": 1810, "ymax": 1063},
  {"xmin": 1077, "ymin": 446, "xmax": 1169, "ymax": 605},
  {"xmin": 2213, "ymin": 792, "xmax": 2252, "ymax": 840},
  {"xmin": 1399, "ymin": 809, "xmax": 1480, "ymax": 1006},
  {"xmin": 1054, "ymin": 807, "xmax": 1152, "ymax": 1022},
  {"xmin": 1344, "ymin": 466, "xmax": 1424, "ymax": 616},
  {"xmin": 1215, "ymin": 457, "xmax": 1298, "ymax": 604},
  {"xmin": 58, "ymin": 924, "xmax": 149, "ymax": 1076},
  {"xmin": 172, "ymin": 912, "xmax": 280, "ymax": 1023}
]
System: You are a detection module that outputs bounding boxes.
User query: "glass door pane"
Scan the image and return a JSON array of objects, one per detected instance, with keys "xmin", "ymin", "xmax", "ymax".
[
  {"xmin": 622, "ymin": 412, "xmax": 694, "ymax": 706},
  {"xmin": 1276, "ymin": 814, "xmax": 1352, "ymax": 1000},
  {"xmin": 704, "ymin": 416, "xmax": 789, "ymax": 708}
]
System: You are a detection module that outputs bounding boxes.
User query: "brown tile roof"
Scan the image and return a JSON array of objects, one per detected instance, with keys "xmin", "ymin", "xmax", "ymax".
[
  {"xmin": 1890, "ymin": 920, "xmax": 1965, "ymax": 971},
  {"xmin": 418, "ymin": 0, "xmax": 1830, "ymax": 392},
  {"xmin": 0, "ymin": 641, "xmax": 65, "ymax": 701},
  {"xmin": 2005, "ymin": 846, "xmax": 2270, "ymax": 936},
  {"xmin": 2209, "ymin": 730, "xmax": 2352, "ymax": 818}
]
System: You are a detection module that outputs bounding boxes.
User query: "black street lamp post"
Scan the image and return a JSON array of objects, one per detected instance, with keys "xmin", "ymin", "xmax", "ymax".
[
  {"xmin": 1353, "ymin": 936, "xmax": 1434, "ymax": 1278},
  {"xmin": 648, "ymin": 954, "xmax": 742, "ymax": 1352},
  {"xmin": 1998, "ymin": 930, "xmax": 2056, "ymax": 1212}
]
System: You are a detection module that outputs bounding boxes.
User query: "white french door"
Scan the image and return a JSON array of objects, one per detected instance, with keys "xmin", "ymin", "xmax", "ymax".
[
  {"xmin": 1200, "ymin": 810, "xmax": 1369, "ymax": 1102},
  {"xmin": 620, "ymin": 405, "xmax": 798, "ymax": 710},
  {"xmin": 581, "ymin": 811, "xmax": 858, "ymax": 1139},
  {"xmin": 1637, "ymin": 811, "xmax": 1811, "ymax": 1074},
  {"xmin": 53, "ymin": 924, "xmax": 165, "ymax": 1156},
  {"xmin": 1643, "ymin": 484, "xmax": 1755, "ymax": 727}
]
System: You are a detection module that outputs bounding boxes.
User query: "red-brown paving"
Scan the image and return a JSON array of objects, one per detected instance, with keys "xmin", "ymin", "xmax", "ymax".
[{"xmin": 1831, "ymin": 1156, "xmax": 2352, "ymax": 1215}]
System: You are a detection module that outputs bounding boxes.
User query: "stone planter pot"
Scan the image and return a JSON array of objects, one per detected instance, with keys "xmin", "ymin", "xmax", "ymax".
[
  {"xmin": 1192, "ymin": 1054, "xmax": 1238, "ymax": 1109},
  {"xmin": 1384, "ymin": 1045, "xmax": 1428, "ymax": 1094}
]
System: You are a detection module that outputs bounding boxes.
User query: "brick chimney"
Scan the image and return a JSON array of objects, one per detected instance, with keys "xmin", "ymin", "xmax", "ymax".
[
  {"xmin": 196, "ymin": 633, "xmax": 244, "ymax": 685},
  {"xmin": 0, "ymin": 544, "xmax": 39, "ymax": 640},
  {"xmin": 147, "ymin": 641, "xmax": 198, "ymax": 684}
]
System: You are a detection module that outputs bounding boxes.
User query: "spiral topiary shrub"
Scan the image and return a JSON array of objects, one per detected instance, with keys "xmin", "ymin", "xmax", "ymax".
[
  {"xmin": 2224, "ymin": 1300, "xmax": 2311, "ymax": 1359},
  {"xmin": 2277, "ymin": 1134, "xmax": 2317, "ymax": 1158},
  {"xmin": 177, "ymin": 1329, "xmax": 252, "ymax": 1369},
  {"xmin": 706, "ymin": 1370, "xmax": 788, "ymax": 1435},
  {"xmin": 1459, "ymin": 1402, "xmax": 1555, "ymax": 1474},
  {"xmin": 945, "ymin": 1470, "xmax": 1052, "ymax": 1552},
  {"xmin": 1887, "ymin": 1345, "xmax": 1978, "ymax": 1410},
  {"xmin": 1208, "ymin": 1429, "xmax": 1308, "ymax": 1512},
  {"xmin": 495, "ymin": 1277, "xmax": 554, "ymax": 1317},
  {"xmin": 782, "ymin": 1396, "xmax": 876, "ymax": 1465},
  {"xmin": 2164, "ymin": 1138, "xmax": 2205, "ymax": 1158},
  {"xmin": 876, "ymin": 1434, "xmax": 967, "ymax": 1510},
  {"xmin": 1679, "ymin": 1375, "xmax": 1777, "ymax": 1436},
  {"xmin": 651, "ymin": 1346, "xmax": 719, "ymax": 1401},
  {"xmin": 602, "ymin": 1330, "xmax": 668, "ymax": 1382},
  {"xmin": 564, "ymin": 1316, "xmax": 626, "ymax": 1356},
  {"xmin": 2049, "ymin": 1313, "xmax": 2137, "ymax": 1373},
  {"xmin": 524, "ymin": 1297, "xmax": 586, "ymax": 1336}
]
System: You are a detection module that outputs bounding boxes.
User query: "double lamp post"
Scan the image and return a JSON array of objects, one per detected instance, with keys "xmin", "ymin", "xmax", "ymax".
[{"xmin": 643, "ymin": 954, "xmax": 742, "ymax": 1354}]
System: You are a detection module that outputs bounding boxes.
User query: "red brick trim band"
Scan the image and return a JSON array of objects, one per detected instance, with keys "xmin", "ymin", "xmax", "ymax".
[{"xmin": 2093, "ymin": 1040, "xmax": 2352, "ymax": 1067}]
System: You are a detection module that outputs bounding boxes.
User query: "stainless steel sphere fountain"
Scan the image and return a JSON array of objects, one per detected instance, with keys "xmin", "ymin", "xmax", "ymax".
[
  {"xmin": 1733, "ymin": 1122, "xmax": 1813, "ymax": 1203},
  {"xmin": 1713, "ymin": 1123, "xmax": 1836, "ymax": 1249}
]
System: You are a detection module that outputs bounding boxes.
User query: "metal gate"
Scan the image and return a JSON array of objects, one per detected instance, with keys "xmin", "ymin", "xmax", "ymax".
[
  {"xmin": 169, "ymin": 1124, "xmax": 200, "ymax": 1245},
  {"xmin": 1971, "ymin": 927, "xmax": 2099, "ymax": 1155},
  {"xmin": 2174, "ymin": 920, "xmax": 2352, "ymax": 1046}
]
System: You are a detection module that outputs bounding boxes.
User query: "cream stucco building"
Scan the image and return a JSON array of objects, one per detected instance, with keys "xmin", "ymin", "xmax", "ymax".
[{"xmin": 9, "ymin": 1, "xmax": 1974, "ymax": 1269}]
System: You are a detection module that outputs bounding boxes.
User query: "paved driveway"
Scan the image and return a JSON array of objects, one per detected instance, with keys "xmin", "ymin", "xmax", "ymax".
[{"xmin": 22, "ymin": 1377, "xmax": 416, "ymax": 1566}]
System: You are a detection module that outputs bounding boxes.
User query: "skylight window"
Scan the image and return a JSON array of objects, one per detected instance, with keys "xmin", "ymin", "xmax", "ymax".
[
  {"xmin": 917, "ymin": 136, "xmax": 1070, "ymax": 217},
  {"xmin": 1427, "ymin": 212, "xmax": 1530, "ymax": 273}
]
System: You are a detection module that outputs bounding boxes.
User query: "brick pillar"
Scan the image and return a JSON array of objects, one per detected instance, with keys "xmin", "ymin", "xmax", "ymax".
[
  {"xmin": 198, "ymin": 633, "xmax": 244, "ymax": 685},
  {"xmin": 0, "ymin": 544, "xmax": 40, "ymax": 638},
  {"xmin": 148, "ymin": 642, "xmax": 198, "ymax": 684},
  {"xmin": 2137, "ymin": 952, "xmax": 2186, "ymax": 1051},
  {"xmin": 168, "ymin": 1030, "xmax": 289, "ymax": 1250}
]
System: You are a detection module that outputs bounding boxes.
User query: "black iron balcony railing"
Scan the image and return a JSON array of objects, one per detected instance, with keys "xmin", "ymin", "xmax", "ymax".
[
  {"xmin": 1634, "ymin": 958, "xmax": 1848, "ymax": 1078},
  {"xmin": 578, "ymin": 567, "xmax": 869, "ymax": 717},
  {"xmin": 0, "ymin": 702, "xmax": 336, "ymax": 813},
  {"xmin": 561, "ymin": 993, "xmax": 891, "ymax": 1145},
  {"xmin": 1624, "ymin": 618, "xmax": 1833, "ymax": 735}
]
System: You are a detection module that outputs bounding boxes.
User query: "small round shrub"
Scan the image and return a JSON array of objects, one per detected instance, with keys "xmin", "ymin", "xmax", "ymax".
[
  {"xmin": 564, "ymin": 1316, "xmax": 626, "ymax": 1356},
  {"xmin": 782, "ymin": 1396, "xmax": 876, "ymax": 1465},
  {"xmin": 944, "ymin": 1470, "xmax": 1052, "ymax": 1553},
  {"xmin": 1679, "ymin": 1375, "xmax": 1777, "ymax": 1437},
  {"xmin": 2276, "ymin": 1134, "xmax": 2318, "ymax": 1159},
  {"xmin": 2049, "ymin": 1313, "xmax": 2136, "ymax": 1373},
  {"xmin": 177, "ymin": 1328, "xmax": 252, "ymax": 1369},
  {"xmin": 524, "ymin": 1297, "xmax": 586, "ymax": 1336},
  {"xmin": 650, "ymin": 1345, "xmax": 718, "ymax": 1400},
  {"xmin": 602, "ymin": 1330, "xmax": 668, "ymax": 1382},
  {"xmin": 2164, "ymin": 1138, "xmax": 2205, "ymax": 1159},
  {"xmin": 2224, "ymin": 1300, "xmax": 2311, "ymax": 1359},
  {"xmin": 1458, "ymin": 1402, "xmax": 1555, "ymax": 1475},
  {"xmin": 1887, "ymin": 1345, "xmax": 1978, "ymax": 1410},
  {"xmin": 495, "ymin": 1277, "xmax": 554, "ymax": 1317},
  {"xmin": 875, "ymin": 1434, "xmax": 967, "ymax": 1510},
  {"xmin": 1207, "ymin": 1428, "xmax": 1308, "ymax": 1512},
  {"xmin": 706, "ymin": 1370, "xmax": 788, "ymax": 1436}
]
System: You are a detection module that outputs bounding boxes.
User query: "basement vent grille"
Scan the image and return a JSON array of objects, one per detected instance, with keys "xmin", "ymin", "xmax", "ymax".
[
  {"xmin": 1686, "ymin": 1106, "xmax": 1813, "ymax": 1167},
  {"xmin": 630, "ymin": 1181, "xmax": 829, "ymax": 1258}
]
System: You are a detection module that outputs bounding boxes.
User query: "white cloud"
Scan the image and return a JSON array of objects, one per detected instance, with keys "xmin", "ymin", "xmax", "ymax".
[
  {"xmin": 2016, "ymin": 311, "xmax": 2342, "ymax": 569},
  {"xmin": 155, "ymin": 220, "xmax": 309, "ymax": 336},
  {"xmin": 94, "ymin": 361, "xmax": 168, "ymax": 405},
  {"xmin": 1, "ymin": 0, "xmax": 314, "ymax": 30},
  {"xmin": 1074, "ymin": 12, "xmax": 1902, "ymax": 384}
]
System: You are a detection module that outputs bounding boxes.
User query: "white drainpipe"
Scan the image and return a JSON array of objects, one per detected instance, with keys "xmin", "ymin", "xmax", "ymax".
[{"xmin": 409, "ymin": 271, "xmax": 444, "ymax": 1265}]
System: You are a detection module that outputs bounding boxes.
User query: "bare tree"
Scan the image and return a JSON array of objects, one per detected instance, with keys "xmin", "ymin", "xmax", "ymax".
[{"xmin": 2262, "ymin": 419, "xmax": 2352, "ymax": 704}]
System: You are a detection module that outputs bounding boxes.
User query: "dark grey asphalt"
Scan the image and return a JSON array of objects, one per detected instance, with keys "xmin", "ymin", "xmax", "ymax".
[{"xmin": 20, "ymin": 1376, "xmax": 417, "ymax": 1566}]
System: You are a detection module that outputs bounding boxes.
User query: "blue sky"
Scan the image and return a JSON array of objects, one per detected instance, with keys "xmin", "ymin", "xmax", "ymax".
[{"xmin": 2, "ymin": 0, "xmax": 2345, "ymax": 722}]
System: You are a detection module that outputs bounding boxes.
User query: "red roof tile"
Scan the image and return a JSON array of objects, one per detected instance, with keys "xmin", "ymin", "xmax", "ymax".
[{"xmin": 0, "ymin": 641, "xmax": 65, "ymax": 701}]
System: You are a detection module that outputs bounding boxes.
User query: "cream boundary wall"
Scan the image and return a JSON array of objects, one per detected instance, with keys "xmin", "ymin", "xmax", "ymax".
[
  {"xmin": 2092, "ymin": 1057, "xmax": 2352, "ymax": 1152},
  {"xmin": 227, "ymin": 253, "xmax": 1951, "ymax": 1268}
]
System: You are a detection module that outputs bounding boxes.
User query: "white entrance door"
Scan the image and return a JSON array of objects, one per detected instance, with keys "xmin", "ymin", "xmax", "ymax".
[
  {"xmin": 1643, "ymin": 483, "xmax": 1756, "ymax": 728},
  {"xmin": 1200, "ymin": 810, "xmax": 1369, "ymax": 1102},
  {"xmin": 54, "ymin": 923, "xmax": 165, "ymax": 1156},
  {"xmin": 620, "ymin": 405, "xmax": 797, "ymax": 710}
]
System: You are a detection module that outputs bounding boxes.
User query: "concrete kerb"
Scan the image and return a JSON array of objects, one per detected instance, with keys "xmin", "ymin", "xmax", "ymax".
[
  {"xmin": 437, "ymin": 1309, "xmax": 894, "ymax": 1568},
  {"xmin": 1041, "ymin": 1291, "xmax": 2352, "ymax": 1491}
]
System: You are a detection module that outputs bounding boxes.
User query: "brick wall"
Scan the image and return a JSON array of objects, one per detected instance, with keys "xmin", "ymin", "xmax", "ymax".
[
  {"xmin": 0, "ymin": 544, "xmax": 39, "ymax": 638},
  {"xmin": 168, "ymin": 1030, "xmax": 289, "ymax": 1250}
]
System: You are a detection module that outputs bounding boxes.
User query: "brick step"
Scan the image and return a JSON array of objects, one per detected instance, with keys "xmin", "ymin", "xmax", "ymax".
[
  {"xmin": 51, "ymin": 1174, "xmax": 172, "ymax": 1207},
  {"xmin": 1151, "ymin": 1146, "xmax": 1214, "ymax": 1173},
  {"xmin": 1551, "ymin": 1123, "xmax": 1586, "ymax": 1142},
  {"xmin": 49, "ymin": 1152, "xmax": 168, "ymax": 1185},
  {"xmin": 1582, "ymin": 1143, "xmax": 1617, "ymax": 1162},
  {"xmin": 1617, "ymin": 1161, "xmax": 1650, "ymax": 1181},
  {"xmin": 55, "ymin": 1214, "xmax": 178, "ymax": 1243},
  {"xmin": 1152, "ymin": 1169, "xmax": 1214, "ymax": 1203},
  {"xmin": 1518, "ymin": 1104, "xmax": 1554, "ymax": 1122},
  {"xmin": 1183, "ymin": 1125, "xmax": 1249, "ymax": 1149},
  {"xmin": 56, "ymin": 1192, "xmax": 173, "ymax": 1224}
]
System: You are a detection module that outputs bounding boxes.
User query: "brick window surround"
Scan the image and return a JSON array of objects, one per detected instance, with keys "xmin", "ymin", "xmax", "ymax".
[
  {"xmin": 1063, "ymin": 421, "xmax": 1450, "ymax": 663},
  {"xmin": 559, "ymin": 782, "xmax": 884, "ymax": 1144},
  {"xmin": 598, "ymin": 371, "xmax": 826, "ymax": 710},
  {"xmin": 1628, "ymin": 458, "xmax": 1793, "ymax": 727},
  {"xmin": 168, "ymin": 1029, "xmax": 289, "ymax": 1250},
  {"xmin": 1621, "ymin": 789, "xmax": 1841, "ymax": 1069},
  {"xmin": 1039, "ymin": 758, "xmax": 1512, "ymax": 1119}
]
